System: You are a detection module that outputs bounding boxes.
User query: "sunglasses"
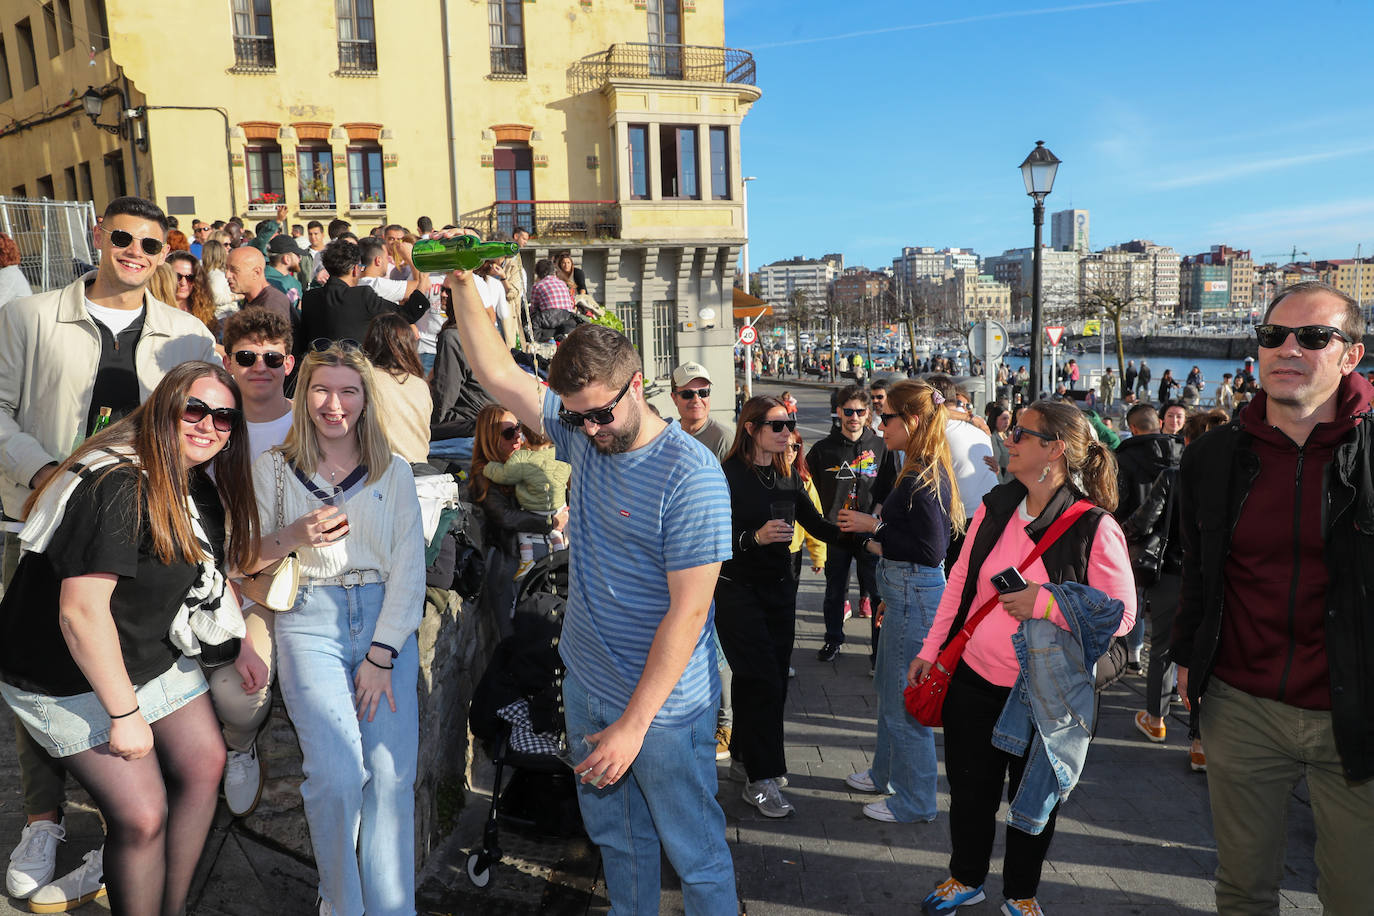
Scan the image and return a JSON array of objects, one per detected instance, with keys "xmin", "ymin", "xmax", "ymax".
[
  {"xmin": 233, "ymin": 350, "xmax": 287, "ymax": 369},
  {"xmin": 786, "ymin": 442, "xmax": 801, "ymax": 452},
  {"xmin": 311, "ymin": 337, "xmax": 361, "ymax": 353},
  {"xmin": 880, "ymin": 412, "xmax": 900, "ymax": 425},
  {"xmin": 1254, "ymin": 324, "xmax": 1350, "ymax": 350},
  {"xmin": 757, "ymin": 418, "xmax": 797, "ymax": 433},
  {"xmin": 1011, "ymin": 425, "xmax": 1055, "ymax": 445},
  {"xmin": 842, "ymin": 408, "xmax": 867, "ymax": 417},
  {"xmin": 107, "ymin": 229, "xmax": 164, "ymax": 256},
  {"xmin": 499, "ymin": 426, "xmax": 522, "ymax": 442},
  {"xmin": 675, "ymin": 387, "xmax": 711, "ymax": 400},
  {"xmin": 175, "ymin": 273, "xmax": 194, "ymax": 283},
  {"xmin": 182, "ymin": 396, "xmax": 241, "ymax": 433},
  {"xmin": 558, "ymin": 375, "xmax": 635, "ymax": 428}
]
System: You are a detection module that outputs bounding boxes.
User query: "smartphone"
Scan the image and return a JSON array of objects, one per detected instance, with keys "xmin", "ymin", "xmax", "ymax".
[{"xmin": 990, "ymin": 566, "xmax": 1028, "ymax": 595}]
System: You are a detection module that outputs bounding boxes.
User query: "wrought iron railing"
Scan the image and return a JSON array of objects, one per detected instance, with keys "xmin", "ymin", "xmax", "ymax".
[
  {"xmin": 569, "ymin": 43, "xmax": 756, "ymax": 92},
  {"xmin": 490, "ymin": 46, "xmax": 526, "ymax": 76},
  {"xmin": 231, "ymin": 34, "xmax": 276, "ymax": 71},
  {"xmin": 338, "ymin": 39, "xmax": 378, "ymax": 73},
  {"xmin": 459, "ymin": 201, "xmax": 621, "ymax": 240}
]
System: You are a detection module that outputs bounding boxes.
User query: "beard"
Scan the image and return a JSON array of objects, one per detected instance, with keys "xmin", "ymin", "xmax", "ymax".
[{"xmin": 590, "ymin": 400, "xmax": 641, "ymax": 454}]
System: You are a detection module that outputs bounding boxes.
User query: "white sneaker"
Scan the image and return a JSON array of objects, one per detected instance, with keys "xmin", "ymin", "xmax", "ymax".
[
  {"xmin": 316, "ymin": 896, "xmax": 334, "ymax": 916},
  {"xmin": 6, "ymin": 818, "xmax": 64, "ymax": 899},
  {"xmin": 28, "ymin": 846, "xmax": 105, "ymax": 913},
  {"xmin": 224, "ymin": 744, "xmax": 266, "ymax": 817},
  {"xmin": 845, "ymin": 769, "xmax": 880, "ymax": 793},
  {"xmin": 863, "ymin": 799, "xmax": 899, "ymax": 822}
]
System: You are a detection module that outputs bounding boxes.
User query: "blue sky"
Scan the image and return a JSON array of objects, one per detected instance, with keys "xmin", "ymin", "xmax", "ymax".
[{"xmin": 725, "ymin": 0, "xmax": 1374, "ymax": 270}]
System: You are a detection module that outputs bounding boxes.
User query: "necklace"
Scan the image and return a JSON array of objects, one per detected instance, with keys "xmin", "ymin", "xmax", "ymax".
[{"xmin": 752, "ymin": 464, "xmax": 777, "ymax": 489}]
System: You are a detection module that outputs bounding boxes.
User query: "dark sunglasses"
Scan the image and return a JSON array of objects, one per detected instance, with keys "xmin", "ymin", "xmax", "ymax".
[
  {"xmin": 499, "ymin": 426, "xmax": 522, "ymax": 442},
  {"xmin": 233, "ymin": 350, "xmax": 287, "ymax": 369},
  {"xmin": 757, "ymin": 418, "xmax": 797, "ymax": 433},
  {"xmin": 675, "ymin": 387, "xmax": 711, "ymax": 400},
  {"xmin": 842, "ymin": 407, "xmax": 867, "ymax": 417},
  {"xmin": 311, "ymin": 337, "xmax": 361, "ymax": 353},
  {"xmin": 880, "ymin": 412, "xmax": 900, "ymax": 425},
  {"xmin": 107, "ymin": 228, "xmax": 164, "ymax": 255},
  {"xmin": 1011, "ymin": 425, "xmax": 1055, "ymax": 445},
  {"xmin": 1254, "ymin": 324, "xmax": 1350, "ymax": 350},
  {"xmin": 559, "ymin": 375, "xmax": 635, "ymax": 428},
  {"xmin": 786, "ymin": 442, "xmax": 801, "ymax": 451},
  {"xmin": 182, "ymin": 396, "xmax": 241, "ymax": 433},
  {"xmin": 174, "ymin": 273, "xmax": 195, "ymax": 283}
]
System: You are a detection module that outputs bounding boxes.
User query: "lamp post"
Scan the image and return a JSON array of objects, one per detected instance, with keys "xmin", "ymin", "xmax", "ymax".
[
  {"xmin": 741, "ymin": 175, "xmax": 758, "ymax": 397},
  {"xmin": 1019, "ymin": 140, "xmax": 1060, "ymax": 399}
]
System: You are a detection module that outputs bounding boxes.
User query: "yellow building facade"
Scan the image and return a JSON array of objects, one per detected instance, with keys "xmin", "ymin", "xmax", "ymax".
[{"xmin": 0, "ymin": 0, "xmax": 760, "ymax": 391}]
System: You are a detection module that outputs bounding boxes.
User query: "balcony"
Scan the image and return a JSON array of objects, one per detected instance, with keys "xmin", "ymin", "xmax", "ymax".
[
  {"xmin": 338, "ymin": 39, "xmax": 377, "ymax": 74},
  {"xmin": 231, "ymin": 34, "xmax": 276, "ymax": 72},
  {"xmin": 570, "ymin": 43, "xmax": 756, "ymax": 93},
  {"xmin": 459, "ymin": 201, "xmax": 621, "ymax": 241}
]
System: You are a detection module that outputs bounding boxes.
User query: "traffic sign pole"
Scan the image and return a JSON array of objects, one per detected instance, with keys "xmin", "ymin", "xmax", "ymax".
[{"xmin": 743, "ymin": 317, "xmax": 755, "ymax": 398}]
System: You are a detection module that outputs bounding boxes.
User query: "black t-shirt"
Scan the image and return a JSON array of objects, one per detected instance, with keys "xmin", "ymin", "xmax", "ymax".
[
  {"xmin": 720, "ymin": 457, "xmax": 840, "ymax": 585},
  {"xmin": 0, "ymin": 466, "xmax": 226, "ymax": 696}
]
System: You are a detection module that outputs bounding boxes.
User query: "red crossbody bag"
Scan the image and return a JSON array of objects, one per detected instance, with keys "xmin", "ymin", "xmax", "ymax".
[{"xmin": 903, "ymin": 500, "xmax": 1092, "ymax": 727}]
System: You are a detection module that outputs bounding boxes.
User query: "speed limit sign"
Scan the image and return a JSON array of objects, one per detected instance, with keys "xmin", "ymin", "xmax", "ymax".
[{"xmin": 739, "ymin": 325, "xmax": 757, "ymax": 346}]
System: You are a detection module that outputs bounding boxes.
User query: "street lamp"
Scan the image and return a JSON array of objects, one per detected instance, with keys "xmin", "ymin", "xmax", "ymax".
[
  {"xmin": 1019, "ymin": 140, "xmax": 1060, "ymax": 398},
  {"xmin": 741, "ymin": 175, "xmax": 758, "ymax": 397},
  {"xmin": 81, "ymin": 85, "xmax": 127, "ymax": 136}
]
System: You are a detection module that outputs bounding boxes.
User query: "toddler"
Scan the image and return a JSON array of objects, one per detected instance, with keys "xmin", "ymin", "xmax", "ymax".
[{"xmin": 482, "ymin": 426, "xmax": 572, "ymax": 578}]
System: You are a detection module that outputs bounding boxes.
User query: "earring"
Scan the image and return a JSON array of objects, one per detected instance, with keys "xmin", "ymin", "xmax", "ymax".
[{"xmin": 1038, "ymin": 465, "xmax": 1050, "ymax": 484}]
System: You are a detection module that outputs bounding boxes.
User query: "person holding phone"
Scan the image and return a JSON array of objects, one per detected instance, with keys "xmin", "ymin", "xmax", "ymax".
[
  {"xmin": 909, "ymin": 400, "xmax": 1135, "ymax": 916},
  {"xmin": 246, "ymin": 341, "xmax": 424, "ymax": 916},
  {"xmin": 715, "ymin": 396, "xmax": 841, "ymax": 818}
]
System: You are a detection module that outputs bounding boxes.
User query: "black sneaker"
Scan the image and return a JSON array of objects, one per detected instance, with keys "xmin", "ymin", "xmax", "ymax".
[{"xmin": 817, "ymin": 642, "xmax": 840, "ymax": 662}]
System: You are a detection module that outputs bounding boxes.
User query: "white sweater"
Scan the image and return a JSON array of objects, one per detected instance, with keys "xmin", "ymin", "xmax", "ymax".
[{"xmin": 252, "ymin": 451, "xmax": 425, "ymax": 651}]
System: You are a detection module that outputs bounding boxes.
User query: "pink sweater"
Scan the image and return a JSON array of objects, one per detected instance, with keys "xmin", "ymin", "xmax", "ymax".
[{"xmin": 919, "ymin": 499, "xmax": 1137, "ymax": 687}]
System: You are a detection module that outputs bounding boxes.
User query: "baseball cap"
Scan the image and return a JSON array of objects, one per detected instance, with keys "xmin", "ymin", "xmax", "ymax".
[
  {"xmin": 671, "ymin": 361, "xmax": 712, "ymax": 389},
  {"xmin": 266, "ymin": 234, "xmax": 298, "ymax": 255}
]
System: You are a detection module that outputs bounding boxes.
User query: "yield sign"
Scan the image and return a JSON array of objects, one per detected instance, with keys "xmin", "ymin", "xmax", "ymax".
[{"xmin": 1045, "ymin": 326, "xmax": 1066, "ymax": 347}]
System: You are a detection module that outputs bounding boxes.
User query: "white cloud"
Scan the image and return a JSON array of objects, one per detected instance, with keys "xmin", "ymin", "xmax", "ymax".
[{"xmin": 1155, "ymin": 146, "xmax": 1374, "ymax": 190}]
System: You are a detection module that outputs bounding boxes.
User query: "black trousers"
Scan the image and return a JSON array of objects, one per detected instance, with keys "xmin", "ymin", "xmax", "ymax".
[
  {"xmin": 943, "ymin": 663, "xmax": 1058, "ymax": 900},
  {"xmin": 713, "ymin": 575, "xmax": 797, "ymax": 781}
]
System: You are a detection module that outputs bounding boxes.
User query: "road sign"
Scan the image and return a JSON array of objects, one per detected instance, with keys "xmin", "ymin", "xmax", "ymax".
[
  {"xmin": 968, "ymin": 321, "xmax": 1008, "ymax": 361},
  {"xmin": 1045, "ymin": 326, "xmax": 1066, "ymax": 347},
  {"xmin": 739, "ymin": 325, "xmax": 757, "ymax": 346}
]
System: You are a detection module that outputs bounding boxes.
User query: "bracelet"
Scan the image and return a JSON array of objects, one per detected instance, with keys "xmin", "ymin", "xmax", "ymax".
[
  {"xmin": 370, "ymin": 641, "xmax": 399, "ymax": 659},
  {"xmin": 365, "ymin": 655, "xmax": 394, "ymax": 671},
  {"xmin": 109, "ymin": 706, "xmax": 140, "ymax": 720},
  {"xmin": 1042, "ymin": 594, "xmax": 1056, "ymax": 620}
]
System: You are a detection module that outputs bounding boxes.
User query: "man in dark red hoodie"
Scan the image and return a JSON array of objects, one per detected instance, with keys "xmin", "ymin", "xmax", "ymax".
[{"xmin": 1175, "ymin": 281, "xmax": 1374, "ymax": 915}]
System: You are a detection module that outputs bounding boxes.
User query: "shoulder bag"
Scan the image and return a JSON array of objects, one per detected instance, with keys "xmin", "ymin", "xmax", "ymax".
[
  {"xmin": 904, "ymin": 499, "xmax": 1093, "ymax": 727},
  {"xmin": 239, "ymin": 452, "xmax": 301, "ymax": 613}
]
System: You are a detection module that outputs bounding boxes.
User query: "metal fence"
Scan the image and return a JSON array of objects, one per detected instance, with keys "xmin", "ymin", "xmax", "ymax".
[{"xmin": 0, "ymin": 197, "xmax": 97, "ymax": 293}]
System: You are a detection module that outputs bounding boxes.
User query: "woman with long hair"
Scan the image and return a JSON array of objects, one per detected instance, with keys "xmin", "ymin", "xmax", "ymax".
[
  {"xmin": 839, "ymin": 380, "xmax": 964, "ymax": 824},
  {"xmin": 984, "ymin": 404, "xmax": 1012, "ymax": 483},
  {"xmin": 783, "ymin": 429, "xmax": 825, "ymax": 579},
  {"xmin": 1157, "ymin": 368, "xmax": 1180, "ymax": 404},
  {"xmin": 716, "ymin": 395, "xmax": 841, "ymax": 818},
  {"xmin": 199, "ymin": 238, "xmax": 236, "ymax": 315},
  {"xmin": 363, "ymin": 312, "xmax": 433, "ymax": 464},
  {"xmin": 911, "ymin": 400, "xmax": 1135, "ymax": 915},
  {"xmin": 247, "ymin": 342, "xmax": 424, "ymax": 916},
  {"xmin": 553, "ymin": 250, "xmax": 586, "ymax": 296},
  {"xmin": 147, "ymin": 263, "xmax": 179, "ymax": 311},
  {"xmin": 0, "ymin": 362, "xmax": 255, "ymax": 915},
  {"xmin": 167, "ymin": 251, "xmax": 221, "ymax": 339}
]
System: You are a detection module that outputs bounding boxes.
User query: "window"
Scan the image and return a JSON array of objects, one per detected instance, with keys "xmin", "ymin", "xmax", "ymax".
[
  {"xmin": 11, "ymin": 185, "xmax": 26, "ymax": 199},
  {"xmin": 36, "ymin": 175, "xmax": 54, "ymax": 200},
  {"xmin": 15, "ymin": 19, "xmax": 38, "ymax": 91},
  {"xmin": 616, "ymin": 301, "xmax": 641, "ymax": 353},
  {"xmin": 104, "ymin": 150, "xmax": 125, "ymax": 199},
  {"xmin": 84, "ymin": 0, "xmax": 108, "ymax": 52},
  {"xmin": 297, "ymin": 146, "xmax": 335, "ymax": 208},
  {"xmin": 658, "ymin": 125, "xmax": 698, "ymax": 199},
  {"xmin": 231, "ymin": 0, "xmax": 275, "ymax": 70},
  {"xmin": 245, "ymin": 143, "xmax": 284, "ymax": 206},
  {"xmin": 42, "ymin": 4, "xmax": 59, "ymax": 59},
  {"xmin": 650, "ymin": 299, "xmax": 678, "ymax": 380},
  {"xmin": 78, "ymin": 161, "xmax": 92, "ymax": 200},
  {"xmin": 347, "ymin": 144, "xmax": 385, "ymax": 207},
  {"xmin": 646, "ymin": 0, "xmax": 683, "ymax": 78},
  {"xmin": 336, "ymin": 0, "xmax": 377, "ymax": 73},
  {"xmin": 709, "ymin": 126, "xmax": 730, "ymax": 200},
  {"xmin": 488, "ymin": 0, "xmax": 525, "ymax": 75},
  {"xmin": 628, "ymin": 125, "xmax": 650, "ymax": 200},
  {"xmin": 493, "ymin": 146, "xmax": 533, "ymax": 236},
  {"xmin": 0, "ymin": 38, "xmax": 11, "ymax": 103},
  {"xmin": 57, "ymin": 0, "xmax": 74, "ymax": 50},
  {"xmin": 63, "ymin": 166, "xmax": 77, "ymax": 199}
]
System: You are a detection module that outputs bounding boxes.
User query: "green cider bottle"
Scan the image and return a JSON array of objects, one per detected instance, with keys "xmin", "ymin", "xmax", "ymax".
[{"xmin": 411, "ymin": 237, "xmax": 520, "ymax": 272}]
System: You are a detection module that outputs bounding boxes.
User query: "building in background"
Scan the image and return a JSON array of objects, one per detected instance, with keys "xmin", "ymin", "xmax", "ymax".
[
  {"xmin": 983, "ymin": 245, "xmax": 1080, "ymax": 323},
  {"xmin": 0, "ymin": 0, "xmax": 760, "ymax": 407},
  {"xmin": 756, "ymin": 255, "xmax": 834, "ymax": 305},
  {"xmin": 912, "ymin": 267, "xmax": 1009, "ymax": 327},
  {"xmin": 1179, "ymin": 246, "xmax": 1252, "ymax": 314},
  {"xmin": 830, "ymin": 267, "xmax": 890, "ymax": 310},
  {"xmin": 1114, "ymin": 239, "xmax": 1181, "ymax": 318},
  {"xmin": 1051, "ymin": 208, "xmax": 1090, "ymax": 253}
]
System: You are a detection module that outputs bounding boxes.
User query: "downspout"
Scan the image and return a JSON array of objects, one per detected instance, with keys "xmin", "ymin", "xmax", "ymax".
[
  {"xmin": 120, "ymin": 72, "xmax": 142, "ymax": 196},
  {"xmin": 440, "ymin": 0, "xmax": 461, "ymax": 224}
]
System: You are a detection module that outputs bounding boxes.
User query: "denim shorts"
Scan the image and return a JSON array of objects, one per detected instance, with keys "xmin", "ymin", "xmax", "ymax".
[{"xmin": 1, "ymin": 654, "xmax": 208, "ymax": 757}]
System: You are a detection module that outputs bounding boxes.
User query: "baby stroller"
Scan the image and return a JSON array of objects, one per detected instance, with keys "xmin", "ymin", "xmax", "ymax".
[{"xmin": 465, "ymin": 550, "xmax": 579, "ymax": 888}]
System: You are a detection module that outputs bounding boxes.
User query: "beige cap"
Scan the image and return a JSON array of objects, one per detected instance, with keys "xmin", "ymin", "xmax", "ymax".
[{"xmin": 672, "ymin": 361, "xmax": 712, "ymax": 389}]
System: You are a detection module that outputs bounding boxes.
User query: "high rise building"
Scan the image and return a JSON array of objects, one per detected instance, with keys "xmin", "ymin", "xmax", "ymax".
[
  {"xmin": 1051, "ymin": 209, "xmax": 1090, "ymax": 253},
  {"xmin": 1179, "ymin": 246, "xmax": 1253, "ymax": 314},
  {"xmin": 1115, "ymin": 240, "xmax": 1181, "ymax": 318},
  {"xmin": 757, "ymin": 256, "xmax": 835, "ymax": 305}
]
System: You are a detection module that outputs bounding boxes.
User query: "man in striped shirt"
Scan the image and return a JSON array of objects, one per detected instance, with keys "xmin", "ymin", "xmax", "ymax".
[{"xmin": 443, "ymin": 264, "xmax": 738, "ymax": 913}]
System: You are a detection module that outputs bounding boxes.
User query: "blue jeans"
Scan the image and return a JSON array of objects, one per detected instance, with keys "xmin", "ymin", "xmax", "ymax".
[
  {"xmin": 420, "ymin": 352, "xmax": 436, "ymax": 374},
  {"xmin": 275, "ymin": 583, "xmax": 419, "ymax": 916},
  {"xmin": 428, "ymin": 436, "xmax": 474, "ymax": 466},
  {"xmin": 870, "ymin": 558, "xmax": 943, "ymax": 822},
  {"xmin": 562, "ymin": 670, "xmax": 736, "ymax": 915}
]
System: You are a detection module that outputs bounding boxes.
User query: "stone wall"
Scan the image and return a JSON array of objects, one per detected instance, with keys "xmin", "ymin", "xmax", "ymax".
[{"xmin": 240, "ymin": 586, "xmax": 501, "ymax": 866}]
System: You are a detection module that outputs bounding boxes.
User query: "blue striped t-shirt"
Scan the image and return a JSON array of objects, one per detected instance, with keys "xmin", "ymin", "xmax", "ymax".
[{"xmin": 543, "ymin": 388, "xmax": 732, "ymax": 726}]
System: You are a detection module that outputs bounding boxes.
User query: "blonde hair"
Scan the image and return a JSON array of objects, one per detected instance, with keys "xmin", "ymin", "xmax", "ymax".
[
  {"xmin": 278, "ymin": 344, "xmax": 393, "ymax": 484},
  {"xmin": 885, "ymin": 380, "xmax": 965, "ymax": 533},
  {"xmin": 147, "ymin": 263, "xmax": 178, "ymax": 307}
]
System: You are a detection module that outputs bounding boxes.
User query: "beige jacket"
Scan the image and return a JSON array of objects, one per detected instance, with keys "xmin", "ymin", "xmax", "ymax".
[{"xmin": 0, "ymin": 274, "xmax": 218, "ymax": 518}]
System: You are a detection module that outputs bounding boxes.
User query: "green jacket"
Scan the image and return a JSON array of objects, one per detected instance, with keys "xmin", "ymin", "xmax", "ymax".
[{"xmin": 482, "ymin": 446, "xmax": 572, "ymax": 513}]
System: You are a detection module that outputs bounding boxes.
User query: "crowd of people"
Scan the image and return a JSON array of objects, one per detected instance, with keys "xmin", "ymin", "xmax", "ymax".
[{"xmin": 0, "ymin": 194, "xmax": 1368, "ymax": 916}]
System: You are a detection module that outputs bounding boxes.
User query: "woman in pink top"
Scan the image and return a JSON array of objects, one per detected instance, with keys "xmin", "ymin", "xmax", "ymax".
[{"xmin": 910, "ymin": 400, "xmax": 1135, "ymax": 916}]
